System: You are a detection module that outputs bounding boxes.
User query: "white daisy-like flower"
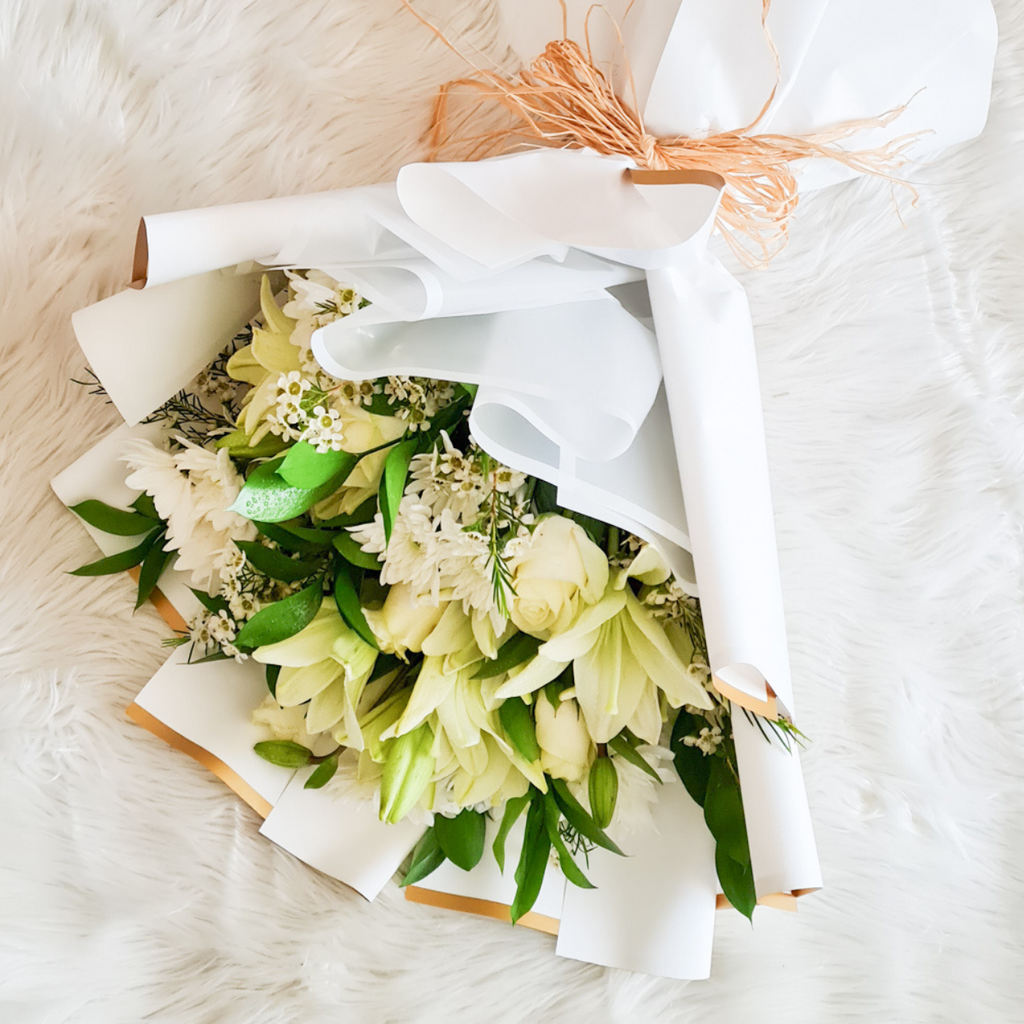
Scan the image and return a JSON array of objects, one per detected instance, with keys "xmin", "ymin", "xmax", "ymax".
[
  {"xmin": 302, "ymin": 404, "xmax": 346, "ymax": 453},
  {"xmin": 122, "ymin": 439, "xmax": 258, "ymax": 592},
  {"xmin": 282, "ymin": 269, "xmax": 360, "ymax": 325}
]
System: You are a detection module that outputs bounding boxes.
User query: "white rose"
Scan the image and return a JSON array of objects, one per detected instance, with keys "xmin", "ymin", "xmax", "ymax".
[
  {"xmin": 534, "ymin": 697, "xmax": 595, "ymax": 782},
  {"xmin": 509, "ymin": 517, "xmax": 609, "ymax": 636}
]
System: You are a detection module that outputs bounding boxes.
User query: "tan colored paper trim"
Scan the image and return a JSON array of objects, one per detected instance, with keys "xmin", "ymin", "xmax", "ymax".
[
  {"xmin": 628, "ymin": 167, "xmax": 726, "ymax": 190},
  {"xmin": 403, "ymin": 886, "xmax": 560, "ymax": 936},
  {"xmin": 713, "ymin": 676, "xmax": 779, "ymax": 719},
  {"xmin": 130, "ymin": 218, "xmax": 148, "ymax": 289},
  {"xmin": 125, "ymin": 702, "xmax": 273, "ymax": 819},
  {"xmin": 716, "ymin": 891, "xmax": 799, "ymax": 913}
]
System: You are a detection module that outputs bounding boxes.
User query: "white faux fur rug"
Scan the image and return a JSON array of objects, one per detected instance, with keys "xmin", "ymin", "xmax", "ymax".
[{"xmin": 3, "ymin": 1, "xmax": 1024, "ymax": 1021}]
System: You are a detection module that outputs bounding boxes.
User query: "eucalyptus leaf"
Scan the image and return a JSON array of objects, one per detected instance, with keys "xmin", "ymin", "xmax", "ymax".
[
  {"xmin": 379, "ymin": 439, "xmax": 417, "ymax": 546},
  {"xmin": 549, "ymin": 778, "xmax": 624, "ymax": 856},
  {"xmin": 235, "ymin": 583, "xmax": 323, "ymax": 649},
  {"xmin": 253, "ymin": 740, "xmax": 313, "ymax": 768},
  {"xmin": 433, "ymin": 808, "xmax": 486, "ymax": 872},
  {"xmin": 69, "ymin": 531, "xmax": 161, "ymax": 577},
  {"xmin": 492, "ymin": 792, "xmax": 531, "ymax": 874},
  {"xmin": 333, "ymin": 532, "xmax": 383, "ymax": 571},
  {"xmin": 304, "ymin": 753, "xmax": 339, "ymax": 789},
  {"xmin": 234, "ymin": 540, "xmax": 320, "ymax": 583},
  {"xmin": 511, "ymin": 792, "xmax": 551, "ymax": 924},
  {"xmin": 69, "ymin": 499, "xmax": 160, "ymax": 537},
  {"xmin": 333, "ymin": 561, "xmax": 379, "ymax": 650},
  {"xmin": 279, "ymin": 441, "xmax": 358, "ymax": 490},
  {"xmin": 542, "ymin": 791, "xmax": 595, "ymax": 889},
  {"xmin": 472, "ymin": 633, "xmax": 543, "ymax": 680},
  {"xmin": 400, "ymin": 829, "xmax": 447, "ymax": 887},
  {"xmin": 498, "ymin": 697, "xmax": 541, "ymax": 762}
]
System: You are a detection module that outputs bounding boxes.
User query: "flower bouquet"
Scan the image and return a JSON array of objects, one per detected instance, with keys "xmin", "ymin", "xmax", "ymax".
[{"xmin": 52, "ymin": 0, "xmax": 997, "ymax": 980}]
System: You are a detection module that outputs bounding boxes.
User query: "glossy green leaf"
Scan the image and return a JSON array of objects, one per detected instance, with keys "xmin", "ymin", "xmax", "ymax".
[
  {"xmin": 670, "ymin": 709, "xmax": 712, "ymax": 807},
  {"xmin": 234, "ymin": 540, "xmax": 320, "ymax": 583},
  {"xmin": 254, "ymin": 521, "xmax": 329, "ymax": 554},
  {"xmin": 542, "ymin": 791, "xmax": 595, "ymax": 889},
  {"xmin": 191, "ymin": 650, "xmax": 230, "ymax": 664},
  {"xmin": 130, "ymin": 492, "xmax": 160, "ymax": 520},
  {"xmin": 304, "ymin": 753, "xmax": 339, "ymax": 789},
  {"xmin": 189, "ymin": 587, "xmax": 230, "ymax": 614},
  {"xmin": 333, "ymin": 561, "xmax": 379, "ymax": 650},
  {"xmin": 498, "ymin": 697, "xmax": 541, "ymax": 762},
  {"xmin": 235, "ymin": 583, "xmax": 323, "ymax": 649},
  {"xmin": 230, "ymin": 457, "xmax": 346, "ymax": 524},
  {"xmin": 69, "ymin": 500, "xmax": 160, "ymax": 537},
  {"xmin": 433, "ymin": 808, "xmax": 487, "ymax": 872},
  {"xmin": 703, "ymin": 757, "xmax": 749, "ymax": 865},
  {"xmin": 316, "ymin": 497, "xmax": 378, "ymax": 529},
  {"xmin": 279, "ymin": 441, "xmax": 359, "ymax": 490},
  {"xmin": 549, "ymin": 778, "xmax": 623, "ymax": 856},
  {"xmin": 265, "ymin": 663, "xmax": 280, "ymax": 698},
  {"xmin": 134, "ymin": 532, "xmax": 172, "ymax": 610},
  {"xmin": 69, "ymin": 531, "xmax": 161, "ymax": 577},
  {"xmin": 492, "ymin": 792, "xmax": 531, "ymax": 874},
  {"xmin": 253, "ymin": 740, "xmax": 313, "ymax": 768},
  {"xmin": 332, "ymin": 532, "xmax": 383, "ymax": 571},
  {"xmin": 511, "ymin": 792, "xmax": 551, "ymax": 924},
  {"xmin": 400, "ymin": 829, "xmax": 447, "ymax": 887},
  {"xmin": 472, "ymin": 633, "xmax": 543, "ymax": 679},
  {"xmin": 608, "ymin": 733, "xmax": 662, "ymax": 783},
  {"xmin": 215, "ymin": 429, "xmax": 289, "ymax": 460},
  {"xmin": 716, "ymin": 846, "xmax": 756, "ymax": 922},
  {"xmin": 379, "ymin": 439, "xmax": 417, "ymax": 546}
]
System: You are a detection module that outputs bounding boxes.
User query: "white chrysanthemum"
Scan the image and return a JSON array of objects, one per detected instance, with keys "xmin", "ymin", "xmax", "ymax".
[{"xmin": 122, "ymin": 439, "xmax": 257, "ymax": 591}]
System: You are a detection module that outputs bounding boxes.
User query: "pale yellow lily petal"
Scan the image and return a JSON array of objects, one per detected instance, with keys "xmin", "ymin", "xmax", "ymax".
[
  {"xmin": 225, "ymin": 345, "xmax": 269, "ymax": 386},
  {"xmin": 259, "ymin": 274, "xmax": 297, "ymax": 337},
  {"xmin": 573, "ymin": 618, "xmax": 648, "ymax": 742},
  {"xmin": 453, "ymin": 735, "xmax": 515, "ymax": 806},
  {"xmin": 305, "ymin": 678, "xmax": 349, "ymax": 734},
  {"xmin": 626, "ymin": 680, "xmax": 663, "ymax": 744},
  {"xmin": 494, "ymin": 654, "xmax": 569, "ymax": 699},
  {"xmin": 251, "ymin": 327, "xmax": 300, "ymax": 375},
  {"xmin": 540, "ymin": 587, "xmax": 627, "ymax": 662},
  {"xmin": 387, "ymin": 656, "xmax": 456, "ymax": 738},
  {"xmin": 275, "ymin": 659, "xmax": 344, "ymax": 708},
  {"xmin": 421, "ymin": 602, "xmax": 475, "ymax": 657},
  {"xmin": 252, "ymin": 605, "xmax": 345, "ymax": 667},
  {"xmin": 627, "ymin": 544, "xmax": 672, "ymax": 585},
  {"xmin": 435, "ymin": 676, "xmax": 482, "ymax": 751},
  {"xmin": 240, "ymin": 378, "xmax": 280, "ymax": 439}
]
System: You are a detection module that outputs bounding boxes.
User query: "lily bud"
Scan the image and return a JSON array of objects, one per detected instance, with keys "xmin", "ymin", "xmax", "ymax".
[
  {"xmin": 379, "ymin": 722, "xmax": 435, "ymax": 823},
  {"xmin": 588, "ymin": 755, "xmax": 619, "ymax": 829}
]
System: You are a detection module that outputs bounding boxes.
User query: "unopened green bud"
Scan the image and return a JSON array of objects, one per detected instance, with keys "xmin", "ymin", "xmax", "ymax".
[
  {"xmin": 588, "ymin": 755, "xmax": 618, "ymax": 830},
  {"xmin": 379, "ymin": 722, "xmax": 435, "ymax": 824}
]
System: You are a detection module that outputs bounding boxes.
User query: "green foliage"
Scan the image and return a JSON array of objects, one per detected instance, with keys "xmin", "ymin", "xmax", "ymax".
[
  {"xmin": 333, "ymin": 561, "xmax": 379, "ymax": 649},
  {"xmin": 608, "ymin": 732, "xmax": 662, "ymax": 783},
  {"xmin": 472, "ymin": 632, "xmax": 543, "ymax": 679},
  {"xmin": 492, "ymin": 793, "xmax": 531, "ymax": 874},
  {"xmin": 433, "ymin": 808, "xmax": 487, "ymax": 871},
  {"xmin": 134, "ymin": 533, "xmax": 173, "ymax": 610},
  {"xmin": 543, "ymin": 791, "xmax": 595, "ymax": 889},
  {"xmin": 265, "ymin": 663, "xmax": 280, "ymax": 698},
  {"xmin": 215, "ymin": 430, "xmax": 289, "ymax": 460},
  {"xmin": 379, "ymin": 439, "xmax": 418, "ymax": 546},
  {"xmin": 69, "ymin": 499, "xmax": 158, "ymax": 536},
  {"xmin": 498, "ymin": 696, "xmax": 541, "ymax": 762},
  {"xmin": 278, "ymin": 441, "xmax": 358, "ymax": 490},
  {"xmin": 400, "ymin": 829, "xmax": 447, "ymax": 887},
  {"xmin": 69, "ymin": 531, "xmax": 162, "ymax": 577},
  {"xmin": 670, "ymin": 709, "xmax": 712, "ymax": 806},
  {"xmin": 332, "ymin": 532, "xmax": 383, "ymax": 571},
  {"xmin": 233, "ymin": 540, "xmax": 320, "ymax": 583},
  {"xmin": 549, "ymin": 778, "xmax": 623, "ymax": 856},
  {"xmin": 254, "ymin": 740, "xmax": 313, "ymax": 768},
  {"xmin": 235, "ymin": 582, "xmax": 323, "ymax": 649},
  {"xmin": 230, "ymin": 456, "xmax": 352, "ymax": 524},
  {"xmin": 303, "ymin": 753, "xmax": 339, "ymax": 789},
  {"xmin": 511, "ymin": 791, "xmax": 551, "ymax": 924}
]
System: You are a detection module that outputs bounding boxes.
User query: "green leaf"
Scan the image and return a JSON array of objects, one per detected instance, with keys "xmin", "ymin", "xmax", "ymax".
[
  {"xmin": 130, "ymin": 493, "xmax": 160, "ymax": 520},
  {"xmin": 433, "ymin": 808, "xmax": 487, "ymax": 872},
  {"xmin": 191, "ymin": 650, "xmax": 230, "ymax": 664},
  {"xmin": 379, "ymin": 439, "xmax": 418, "ymax": 546},
  {"xmin": 533, "ymin": 480, "xmax": 560, "ymax": 515},
  {"xmin": 549, "ymin": 778, "xmax": 624, "ymax": 856},
  {"xmin": 229, "ymin": 457, "xmax": 348, "ymax": 524},
  {"xmin": 304, "ymin": 753, "xmax": 339, "ymax": 789},
  {"xmin": 235, "ymin": 583, "xmax": 323, "ymax": 649},
  {"xmin": 492, "ymin": 793, "xmax": 531, "ymax": 874},
  {"xmin": 253, "ymin": 740, "xmax": 313, "ymax": 768},
  {"xmin": 511, "ymin": 792, "xmax": 552, "ymax": 924},
  {"xmin": 215, "ymin": 430, "xmax": 289, "ymax": 460},
  {"xmin": 472, "ymin": 632, "xmax": 543, "ymax": 679},
  {"xmin": 608, "ymin": 733, "xmax": 662, "ymax": 783},
  {"xmin": 716, "ymin": 846, "xmax": 756, "ymax": 922},
  {"xmin": 400, "ymin": 828, "xmax": 447, "ymax": 887},
  {"xmin": 369, "ymin": 652, "xmax": 404, "ymax": 683},
  {"xmin": 587, "ymin": 756, "xmax": 619, "ymax": 830},
  {"xmin": 333, "ymin": 531, "xmax": 383, "ymax": 571},
  {"xmin": 134, "ymin": 532, "xmax": 172, "ymax": 610},
  {"xmin": 670, "ymin": 709, "xmax": 712, "ymax": 807},
  {"xmin": 69, "ymin": 499, "xmax": 160, "ymax": 536},
  {"xmin": 254, "ymin": 522, "xmax": 328, "ymax": 554},
  {"xmin": 69, "ymin": 531, "xmax": 161, "ymax": 576},
  {"xmin": 703, "ymin": 757, "xmax": 749, "ymax": 865},
  {"xmin": 498, "ymin": 697, "xmax": 541, "ymax": 762},
  {"xmin": 542, "ymin": 791, "xmax": 595, "ymax": 889},
  {"xmin": 189, "ymin": 587, "xmax": 230, "ymax": 614},
  {"xmin": 265, "ymin": 663, "xmax": 280, "ymax": 698},
  {"xmin": 234, "ymin": 540, "xmax": 320, "ymax": 583},
  {"xmin": 279, "ymin": 441, "xmax": 359, "ymax": 490},
  {"xmin": 333, "ymin": 561, "xmax": 379, "ymax": 650}
]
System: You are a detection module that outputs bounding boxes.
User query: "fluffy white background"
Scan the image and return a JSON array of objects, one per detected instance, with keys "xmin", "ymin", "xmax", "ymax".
[{"xmin": 2, "ymin": 1, "xmax": 1023, "ymax": 1021}]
